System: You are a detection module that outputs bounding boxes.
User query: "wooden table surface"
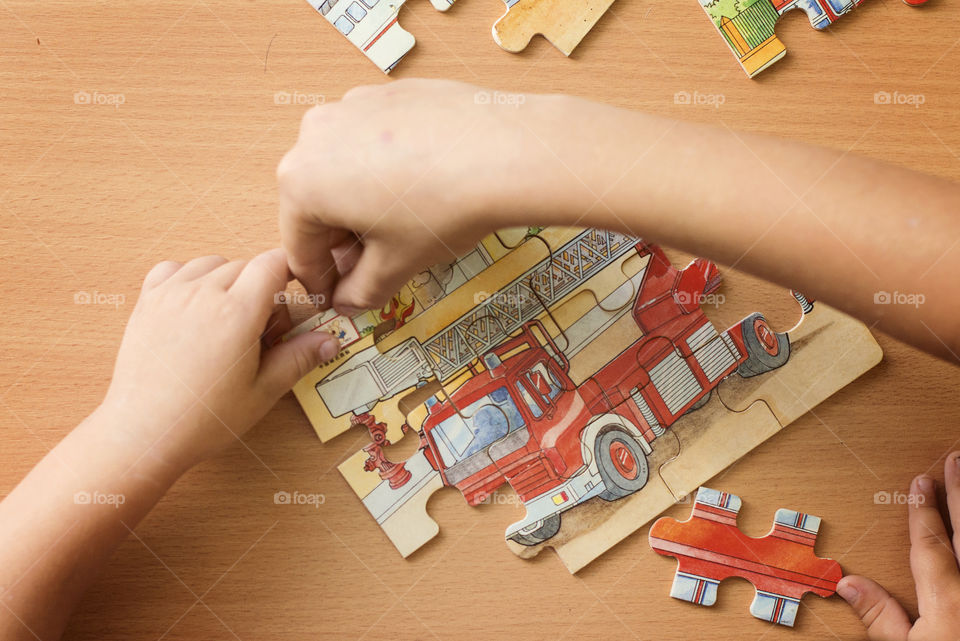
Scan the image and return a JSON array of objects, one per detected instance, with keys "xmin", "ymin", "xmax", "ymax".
[{"xmin": 1, "ymin": 1, "xmax": 958, "ymax": 639}]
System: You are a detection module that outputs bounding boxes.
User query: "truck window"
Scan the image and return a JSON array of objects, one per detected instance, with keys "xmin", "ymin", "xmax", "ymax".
[
  {"xmin": 528, "ymin": 362, "xmax": 561, "ymax": 401},
  {"xmin": 432, "ymin": 387, "xmax": 526, "ymax": 466},
  {"xmin": 516, "ymin": 381, "xmax": 544, "ymax": 418}
]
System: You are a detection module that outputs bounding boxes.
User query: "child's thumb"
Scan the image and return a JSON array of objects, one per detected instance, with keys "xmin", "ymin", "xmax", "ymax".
[
  {"xmin": 836, "ymin": 575, "xmax": 912, "ymax": 641},
  {"xmin": 259, "ymin": 331, "xmax": 340, "ymax": 396}
]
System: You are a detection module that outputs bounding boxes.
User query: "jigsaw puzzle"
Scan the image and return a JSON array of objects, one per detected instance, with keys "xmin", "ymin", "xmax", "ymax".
[
  {"xmin": 699, "ymin": 0, "xmax": 926, "ymax": 77},
  {"xmin": 493, "ymin": 0, "xmax": 616, "ymax": 55},
  {"xmin": 304, "ymin": 0, "xmax": 457, "ymax": 73},
  {"xmin": 649, "ymin": 486, "xmax": 842, "ymax": 626},
  {"xmin": 286, "ymin": 226, "xmax": 882, "ymax": 571}
]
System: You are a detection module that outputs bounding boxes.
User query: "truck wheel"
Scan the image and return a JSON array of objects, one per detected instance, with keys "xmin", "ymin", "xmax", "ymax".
[
  {"xmin": 737, "ymin": 313, "xmax": 790, "ymax": 378},
  {"xmin": 595, "ymin": 428, "xmax": 649, "ymax": 501},
  {"xmin": 508, "ymin": 514, "xmax": 561, "ymax": 546}
]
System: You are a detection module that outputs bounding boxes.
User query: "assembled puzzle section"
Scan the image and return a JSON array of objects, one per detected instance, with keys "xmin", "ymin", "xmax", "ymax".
[
  {"xmin": 287, "ymin": 227, "xmax": 883, "ymax": 572},
  {"xmin": 493, "ymin": 0, "xmax": 617, "ymax": 55},
  {"xmin": 649, "ymin": 487, "xmax": 842, "ymax": 626},
  {"xmin": 287, "ymin": 229, "xmax": 541, "ymax": 443},
  {"xmin": 304, "ymin": 0, "xmax": 457, "ymax": 73},
  {"xmin": 698, "ymin": 0, "xmax": 927, "ymax": 77}
]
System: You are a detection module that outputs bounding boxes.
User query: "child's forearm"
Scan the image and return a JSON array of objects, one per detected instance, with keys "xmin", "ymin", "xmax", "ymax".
[
  {"xmin": 513, "ymin": 95, "xmax": 960, "ymax": 359},
  {"xmin": 0, "ymin": 405, "xmax": 185, "ymax": 641}
]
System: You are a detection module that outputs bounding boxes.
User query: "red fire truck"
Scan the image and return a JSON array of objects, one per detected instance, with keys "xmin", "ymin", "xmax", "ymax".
[{"xmin": 416, "ymin": 241, "xmax": 791, "ymax": 545}]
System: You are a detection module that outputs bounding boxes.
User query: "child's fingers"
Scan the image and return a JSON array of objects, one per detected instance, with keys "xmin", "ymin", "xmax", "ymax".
[
  {"xmin": 261, "ymin": 303, "xmax": 293, "ymax": 349},
  {"xmin": 908, "ymin": 475, "xmax": 960, "ymax": 615},
  {"xmin": 142, "ymin": 261, "xmax": 182, "ymax": 290},
  {"xmin": 331, "ymin": 241, "xmax": 410, "ymax": 315},
  {"xmin": 277, "ymin": 185, "xmax": 340, "ymax": 308},
  {"xmin": 206, "ymin": 259, "xmax": 247, "ymax": 289},
  {"xmin": 228, "ymin": 249, "xmax": 291, "ymax": 315},
  {"xmin": 168, "ymin": 255, "xmax": 229, "ymax": 282},
  {"xmin": 945, "ymin": 452, "xmax": 960, "ymax": 555},
  {"xmin": 836, "ymin": 575, "xmax": 911, "ymax": 641},
  {"xmin": 257, "ymin": 329, "xmax": 340, "ymax": 396}
]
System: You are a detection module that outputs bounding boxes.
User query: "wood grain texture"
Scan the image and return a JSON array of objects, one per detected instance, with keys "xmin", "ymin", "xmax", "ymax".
[{"xmin": 0, "ymin": 1, "xmax": 957, "ymax": 640}]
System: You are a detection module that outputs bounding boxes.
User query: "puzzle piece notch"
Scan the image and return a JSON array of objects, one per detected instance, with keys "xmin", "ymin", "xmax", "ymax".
[
  {"xmin": 493, "ymin": 0, "xmax": 616, "ymax": 55},
  {"xmin": 306, "ymin": 0, "xmax": 457, "ymax": 74},
  {"xmin": 649, "ymin": 486, "xmax": 842, "ymax": 627}
]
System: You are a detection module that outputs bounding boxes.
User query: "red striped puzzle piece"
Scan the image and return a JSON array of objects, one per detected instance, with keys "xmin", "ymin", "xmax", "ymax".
[{"xmin": 648, "ymin": 487, "xmax": 842, "ymax": 626}]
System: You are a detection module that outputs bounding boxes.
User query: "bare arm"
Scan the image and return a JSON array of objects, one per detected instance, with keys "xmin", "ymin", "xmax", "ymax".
[
  {"xmin": 0, "ymin": 252, "xmax": 339, "ymax": 640},
  {"xmin": 278, "ymin": 79, "xmax": 960, "ymax": 360}
]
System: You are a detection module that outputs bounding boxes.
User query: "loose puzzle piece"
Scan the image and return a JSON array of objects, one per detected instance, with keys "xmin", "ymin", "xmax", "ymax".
[
  {"xmin": 493, "ymin": 0, "xmax": 616, "ymax": 55},
  {"xmin": 304, "ymin": 0, "xmax": 457, "ymax": 73},
  {"xmin": 649, "ymin": 486, "xmax": 843, "ymax": 626},
  {"xmin": 699, "ymin": 0, "xmax": 925, "ymax": 78},
  {"xmin": 287, "ymin": 226, "xmax": 882, "ymax": 572}
]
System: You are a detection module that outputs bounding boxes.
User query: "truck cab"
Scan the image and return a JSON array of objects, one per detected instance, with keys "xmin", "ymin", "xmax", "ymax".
[{"xmin": 420, "ymin": 322, "xmax": 591, "ymax": 509}]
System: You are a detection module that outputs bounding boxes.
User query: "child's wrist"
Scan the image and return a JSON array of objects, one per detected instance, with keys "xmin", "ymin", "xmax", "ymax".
[{"xmin": 83, "ymin": 400, "xmax": 196, "ymax": 485}]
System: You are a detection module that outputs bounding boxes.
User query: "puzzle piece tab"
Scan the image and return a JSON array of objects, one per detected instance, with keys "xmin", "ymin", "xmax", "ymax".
[
  {"xmin": 649, "ymin": 486, "xmax": 842, "ymax": 626},
  {"xmin": 494, "ymin": 0, "xmax": 616, "ymax": 55},
  {"xmin": 306, "ymin": 0, "xmax": 456, "ymax": 73}
]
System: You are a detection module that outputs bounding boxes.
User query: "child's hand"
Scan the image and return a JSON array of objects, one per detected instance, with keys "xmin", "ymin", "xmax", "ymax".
[
  {"xmin": 99, "ymin": 250, "xmax": 340, "ymax": 473},
  {"xmin": 838, "ymin": 453, "xmax": 960, "ymax": 640},
  {"xmin": 277, "ymin": 79, "xmax": 579, "ymax": 315}
]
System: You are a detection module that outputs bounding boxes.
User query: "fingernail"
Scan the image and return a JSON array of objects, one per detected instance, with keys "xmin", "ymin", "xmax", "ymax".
[
  {"xmin": 913, "ymin": 475, "xmax": 935, "ymax": 505},
  {"xmin": 836, "ymin": 579, "xmax": 858, "ymax": 604},
  {"xmin": 319, "ymin": 339, "xmax": 340, "ymax": 362},
  {"xmin": 951, "ymin": 452, "xmax": 960, "ymax": 472}
]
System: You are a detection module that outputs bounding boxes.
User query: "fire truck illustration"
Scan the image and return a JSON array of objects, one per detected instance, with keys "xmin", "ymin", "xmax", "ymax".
[
  {"xmin": 421, "ymin": 242, "xmax": 791, "ymax": 544},
  {"xmin": 363, "ymin": 240, "xmax": 791, "ymax": 546}
]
